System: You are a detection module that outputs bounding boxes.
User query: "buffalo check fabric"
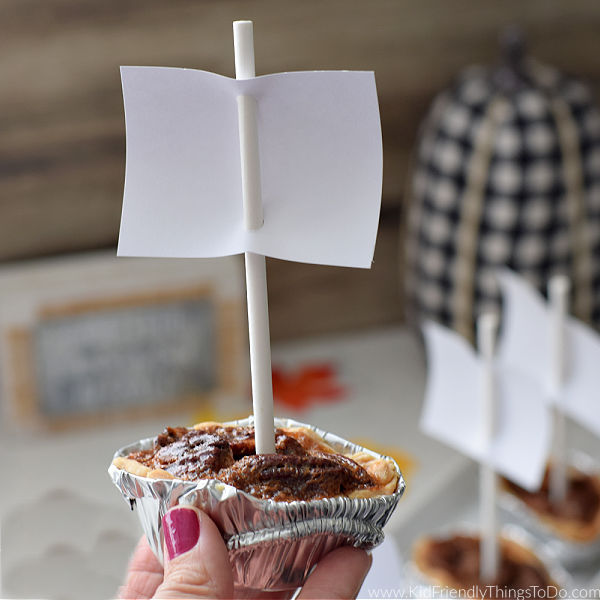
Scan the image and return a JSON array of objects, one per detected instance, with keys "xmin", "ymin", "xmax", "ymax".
[{"xmin": 406, "ymin": 61, "xmax": 600, "ymax": 340}]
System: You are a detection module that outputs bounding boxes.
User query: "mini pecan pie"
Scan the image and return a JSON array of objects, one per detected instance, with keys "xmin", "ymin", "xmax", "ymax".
[
  {"xmin": 413, "ymin": 535, "xmax": 557, "ymax": 599},
  {"xmin": 112, "ymin": 422, "xmax": 398, "ymax": 501},
  {"xmin": 502, "ymin": 466, "xmax": 600, "ymax": 542}
]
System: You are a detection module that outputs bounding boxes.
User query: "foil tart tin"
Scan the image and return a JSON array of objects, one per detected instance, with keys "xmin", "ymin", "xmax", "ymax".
[
  {"xmin": 499, "ymin": 451, "xmax": 600, "ymax": 569},
  {"xmin": 403, "ymin": 523, "xmax": 572, "ymax": 599},
  {"xmin": 108, "ymin": 416, "xmax": 405, "ymax": 590}
]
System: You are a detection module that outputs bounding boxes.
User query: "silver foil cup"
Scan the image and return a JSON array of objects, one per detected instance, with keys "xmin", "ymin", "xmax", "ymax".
[
  {"xmin": 499, "ymin": 451, "xmax": 600, "ymax": 569},
  {"xmin": 403, "ymin": 524, "xmax": 572, "ymax": 599},
  {"xmin": 109, "ymin": 416, "xmax": 405, "ymax": 590}
]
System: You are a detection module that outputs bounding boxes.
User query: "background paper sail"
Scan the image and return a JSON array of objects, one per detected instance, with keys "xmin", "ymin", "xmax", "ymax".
[
  {"xmin": 118, "ymin": 67, "xmax": 382, "ymax": 268},
  {"xmin": 497, "ymin": 269, "xmax": 600, "ymax": 439},
  {"xmin": 421, "ymin": 320, "xmax": 550, "ymax": 491}
]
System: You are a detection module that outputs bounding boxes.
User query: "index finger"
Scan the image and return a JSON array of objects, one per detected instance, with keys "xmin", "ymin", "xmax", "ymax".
[
  {"xmin": 119, "ymin": 536, "xmax": 164, "ymax": 599},
  {"xmin": 297, "ymin": 546, "xmax": 372, "ymax": 599}
]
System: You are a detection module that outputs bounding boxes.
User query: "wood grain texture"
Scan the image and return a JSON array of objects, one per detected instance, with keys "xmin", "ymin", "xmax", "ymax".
[{"xmin": 1, "ymin": 0, "xmax": 599, "ymax": 337}]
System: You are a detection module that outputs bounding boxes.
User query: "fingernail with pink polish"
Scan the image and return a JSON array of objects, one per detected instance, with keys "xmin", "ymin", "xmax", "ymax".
[{"xmin": 162, "ymin": 507, "xmax": 201, "ymax": 560}]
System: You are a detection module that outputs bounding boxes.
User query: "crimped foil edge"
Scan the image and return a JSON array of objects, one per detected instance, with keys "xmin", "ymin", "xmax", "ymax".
[{"xmin": 224, "ymin": 516, "xmax": 383, "ymax": 550}]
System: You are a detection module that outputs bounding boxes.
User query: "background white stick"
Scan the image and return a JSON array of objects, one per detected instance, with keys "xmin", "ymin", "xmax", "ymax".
[
  {"xmin": 548, "ymin": 275, "xmax": 570, "ymax": 504},
  {"xmin": 478, "ymin": 312, "xmax": 499, "ymax": 582},
  {"xmin": 234, "ymin": 20, "xmax": 275, "ymax": 454}
]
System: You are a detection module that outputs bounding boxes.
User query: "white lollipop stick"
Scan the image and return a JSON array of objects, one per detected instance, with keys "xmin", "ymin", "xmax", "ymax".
[
  {"xmin": 478, "ymin": 313, "xmax": 499, "ymax": 582},
  {"xmin": 548, "ymin": 275, "xmax": 570, "ymax": 504},
  {"xmin": 233, "ymin": 20, "xmax": 275, "ymax": 454}
]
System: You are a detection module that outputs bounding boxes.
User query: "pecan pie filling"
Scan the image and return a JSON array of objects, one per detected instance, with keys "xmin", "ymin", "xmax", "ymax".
[
  {"xmin": 121, "ymin": 424, "xmax": 383, "ymax": 501},
  {"xmin": 504, "ymin": 468, "xmax": 600, "ymax": 524},
  {"xmin": 501, "ymin": 466, "xmax": 600, "ymax": 542},
  {"xmin": 415, "ymin": 535, "xmax": 556, "ymax": 599}
]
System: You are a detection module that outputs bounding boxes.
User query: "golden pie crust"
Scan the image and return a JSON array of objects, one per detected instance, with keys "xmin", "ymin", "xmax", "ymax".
[
  {"xmin": 501, "ymin": 471, "xmax": 600, "ymax": 543},
  {"xmin": 413, "ymin": 535, "xmax": 557, "ymax": 598},
  {"xmin": 112, "ymin": 422, "xmax": 399, "ymax": 499}
]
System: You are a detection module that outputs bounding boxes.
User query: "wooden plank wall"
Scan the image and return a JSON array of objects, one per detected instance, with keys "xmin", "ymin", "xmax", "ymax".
[{"xmin": 1, "ymin": 0, "xmax": 599, "ymax": 339}]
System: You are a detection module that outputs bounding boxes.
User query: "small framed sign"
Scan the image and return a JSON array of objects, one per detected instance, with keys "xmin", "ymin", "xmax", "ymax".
[{"xmin": 0, "ymin": 252, "xmax": 246, "ymax": 429}]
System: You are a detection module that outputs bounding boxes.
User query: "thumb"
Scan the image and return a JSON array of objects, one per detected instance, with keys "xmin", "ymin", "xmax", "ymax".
[{"xmin": 154, "ymin": 506, "xmax": 234, "ymax": 599}]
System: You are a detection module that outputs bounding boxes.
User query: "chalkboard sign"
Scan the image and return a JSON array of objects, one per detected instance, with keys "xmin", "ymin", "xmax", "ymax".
[
  {"xmin": 34, "ymin": 299, "xmax": 216, "ymax": 417},
  {"xmin": 0, "ymin": 252, "xmax": 245, "ymax": 430}
]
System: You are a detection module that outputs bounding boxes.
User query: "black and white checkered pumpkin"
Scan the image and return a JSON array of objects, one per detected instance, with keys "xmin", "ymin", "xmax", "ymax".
[{"xmin": 405, "ymin": 44, "xmax": 600, "ymax": 341}]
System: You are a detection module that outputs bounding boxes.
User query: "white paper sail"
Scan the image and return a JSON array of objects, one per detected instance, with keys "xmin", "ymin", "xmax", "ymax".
[
  {"xmin": 421, "ymin": 321, "xmax": 550, "ymax": 491},
  {"xmin": 497, "ymin": 269, "xmax": 600, "ymax": 439},
  {"xmin": 117, "ymin": 67, "xmax": 382, "ymax": 268}
]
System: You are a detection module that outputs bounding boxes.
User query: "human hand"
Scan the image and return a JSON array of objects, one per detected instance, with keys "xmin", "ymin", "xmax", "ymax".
[{"xmin": 119, "ymin": 505, "xmax": 372, "ymax": 599}]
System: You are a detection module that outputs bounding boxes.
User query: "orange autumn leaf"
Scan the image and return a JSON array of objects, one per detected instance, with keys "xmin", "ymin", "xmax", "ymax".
[{"xmin": 272, "ymin": 364, "xmax": 345, "ymax": 411}]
